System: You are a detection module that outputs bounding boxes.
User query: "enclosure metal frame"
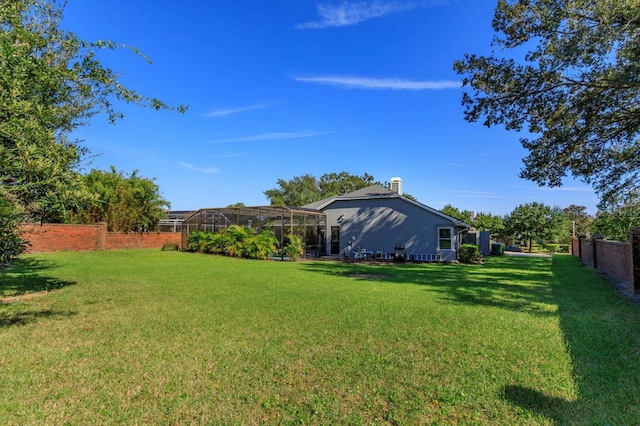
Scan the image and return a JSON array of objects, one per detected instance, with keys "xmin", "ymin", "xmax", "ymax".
[{"xmin": 181, "ymin": 206, "xmax": 327, "ymax": 257}]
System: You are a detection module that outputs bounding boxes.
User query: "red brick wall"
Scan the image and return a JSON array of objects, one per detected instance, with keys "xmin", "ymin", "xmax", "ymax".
[
  {"xmin": 579, "ymin": 238, "xmax": 594, "ymax": 267},
  {"xmin": 573, "ymin": 235, "xmax": 636, "ymax": 292},
  {"xmin": 595, "ymin": 239, "xmax": 632, "ymax": 285},
  {"xmin": 22, "ymin": 223, "xmax": 102, "ymax": 253},
  {"xmin": 104, "ymin": 232, "xmax": 181, "ymax": 250},
  {"xmin": 571, "ymin": 236, "xmax": 579, "ymax": 256},
  {"xmin": 22, "ymin": 223, "xmax": 181, "ymax": 253}
]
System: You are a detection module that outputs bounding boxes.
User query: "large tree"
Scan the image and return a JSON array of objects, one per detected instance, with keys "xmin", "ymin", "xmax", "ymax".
[
  {"xmin": 563, "ymin": 204, "xmax": 593, "ymax": 237},
  {"xmin": 318, "ymin": 172, "xmax": 376, "ymax": 197},
  {"xmin": 440, "ymin": 204, "xmax": 474, "ymax": 224},
  {"xmin": 264, "ymin": 174, "xmax": 322, "ymax": 206},
  {"xmin": 504, "ymin": 202, "xmax": 568, "ymax": 251},
  {"xmin": 454, "ymin": 0, "xmax": 640, "ymax": 208},
  {"xmin": 0, "ymin": 0, "xmax": 184, "ymax": 223},
  {"xmin": 263, "ymin": 172, "xmax": 416, "ymax": 206},
  {"xmin": 591, "ymin": 196, "xmax": 640, "ymax": 242},
  {"xmin": 472, "ymin": 212, "xmax": 506, "ymax": 239},
  {"xmin": 69, "ymin": 167, "xmax": 169, "ymax": 232}
]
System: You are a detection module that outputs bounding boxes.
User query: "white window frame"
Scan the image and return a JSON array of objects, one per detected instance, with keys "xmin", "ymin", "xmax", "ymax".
[{"xmin": 438, "ymin": 227, "xmax": 454, "ymax": 251}]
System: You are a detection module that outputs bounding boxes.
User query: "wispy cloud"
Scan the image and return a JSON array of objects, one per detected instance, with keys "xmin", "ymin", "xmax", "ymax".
[
  {"xmin": 294, "ymin": 75, "xmax": 460, "ymax": 90},
  {"xmin": 446, "ymin": 162, "xmax": 494, "ymax": 172},
  {"xmin": 179, "ymin": 162, "xmax": 220, "ymax": 174},
  {"xmin": 213, "ymin": 130, "xmax": 328, "ymax": 143},
  {"xmin": 444, "ymin": 189, "xmax": 506, "ymax": 199},
  {"xmin": 204, "ymin": 103, "xmax": 276, "ymax": 118},
  {"xmin": 296, "ymin": 0, "xmax": 447, "ymax": 29}
]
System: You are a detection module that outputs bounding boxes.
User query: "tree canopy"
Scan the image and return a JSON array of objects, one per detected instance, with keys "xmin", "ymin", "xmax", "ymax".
[
  {"xmin": 472, "ymin": 212, "xmax": 506, "ymax": 238},
  {"xmin": 563, "ymin": 204, "xmax": 593, "ymax": 237},
  {"xmin": 504, "ymin": 202, "xmax": 568, "ymax": 251},
  {"xmin": 440, "ymin": 204, "xmax": 474, "ymax": 224},
  {"xmin": 263, "ymin": 172, "xmax": 416, "ymax": 206},
  {"xmin": 0, "ymin": 0, "xmax": 183, "ymax": 260},
  {"xmin": 454, "ymin": 0, "xmax": 640, "ymax": 208},
  {"xmin": 0, "ymin": 0, "xmax": 184, "ymax": 223},
  {"xmin": 591, "ymin": 196, "xmax": 640, "ymax": 242},
  {"xmin": 69, "ymin": 167, "xmax": 169, "ymax": 232}
]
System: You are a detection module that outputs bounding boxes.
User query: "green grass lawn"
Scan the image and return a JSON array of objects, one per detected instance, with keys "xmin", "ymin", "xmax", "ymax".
[{"xmin": 1, "ymin": 250, "xmax": 639, "ymax": 425}]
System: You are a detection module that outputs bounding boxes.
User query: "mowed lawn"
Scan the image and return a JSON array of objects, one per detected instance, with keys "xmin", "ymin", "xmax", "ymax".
[{"xmin": 1, "ymin": 250, "xmax": 640, "ymax": 425}]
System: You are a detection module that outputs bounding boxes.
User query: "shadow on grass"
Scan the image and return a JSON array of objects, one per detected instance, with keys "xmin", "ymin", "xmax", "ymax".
[
  {"xmin": 303, "ymin": 256, "xmax": 640, "ymax": 423},
  {"xmin": 501, "ymin": 255, "xmax": 640, "ymax": 424},
  {"xmin": 1, "ymin": 257, "xmax": 76, "ymax": 296},
  {"xmin": 0, "ymin": 307, "xmax": 77, "ymax": 327},
  {"xmin": 301, "ymin": 256, "xmax": 556, "ymax": 316},
  {"xmin": 1, "ymin": 257, "xmax": 77, "ymax": 328}
]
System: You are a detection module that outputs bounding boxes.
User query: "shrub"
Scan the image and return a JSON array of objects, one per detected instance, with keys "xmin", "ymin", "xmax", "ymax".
[
  {"xmin": 283, "ymin": 234, "xmax": 304, "ymax": 261},
  {"xmin": 546, "ymin": 243, "xmax": 571, "ymax": 253},
  {"xmin": 186, "ymin": 227, "xmax": 279, "ymax": 260},
  {"xmin": 161, "ymin": 242, "xmax": 180, "ymax": 251},
  {"xmin": 546, "ymin": 243, "xmax": 560, "ymax": 253},
  {"xmin": 459, "ymin": 244, "xmax": 481, "ymax": 263},
  {"xmin": 244, "ymin": 229, "xmax": 279, "ymax": 260},
  {"xmin": 186, "ymin": 230, "xmax": 209, "ymax": 252}
]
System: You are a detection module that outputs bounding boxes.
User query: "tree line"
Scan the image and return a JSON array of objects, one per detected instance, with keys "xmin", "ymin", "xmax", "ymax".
[
  {"xmin": 444, "ymin": 201, "xmax": 639, "ymax": 248},
  {"xmin": 266, "ymin": 174, "xmax": 639, "ymax": 250},
  {"xmin": 3, "ymin": 0, "xmax": 640, "ymax": 263}
]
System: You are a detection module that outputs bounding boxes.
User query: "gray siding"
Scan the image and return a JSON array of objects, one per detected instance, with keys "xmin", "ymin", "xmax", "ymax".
[{"xmin": 322, "ymin": 198, "xmax": 462, "ymax": 261}]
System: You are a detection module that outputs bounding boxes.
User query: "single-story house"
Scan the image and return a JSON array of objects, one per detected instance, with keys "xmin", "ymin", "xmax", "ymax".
[
  {"xmin": 303, "ymin": 179, "xmax": 470, "ymax": 261},
  {"xmin": 182, "ymin": 178, "xmax": 470, "ymax": 261}
]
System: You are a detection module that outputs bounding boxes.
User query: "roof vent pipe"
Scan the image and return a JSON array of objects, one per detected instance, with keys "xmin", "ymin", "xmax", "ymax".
[{"xmin": 390, "ymin": 177, "xmax": 403, "ymax": 195}]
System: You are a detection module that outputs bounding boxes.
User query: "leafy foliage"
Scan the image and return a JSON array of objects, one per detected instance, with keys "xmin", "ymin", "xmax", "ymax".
[
  {"xmin": 264, "ymin": 174, "xmax": 322, "ymax": 206},
  {"xmin": 504, "ymin": 202, "xmax": 568, "ymax": 251},
  {"xmin": 186, "ymin": 226, "xmax": 280, "ymax": 260},
  {"xmin": 244, "ymin": 229, "xmax": 279, "ymax": 260},
  {"xmin": 160, "ymin": 242, "xmax": 180, "ymax": 251},
  {"xmin": 440, "ymin": 206, "xmax": 507, "ymax": 238},
  {"xmin": 0, "ymin": 195, "xmax": 27, "ymax": 266},
  {"xmin": 563, "ymin": 204, "xmax": 593, "ymax": 237},
  {"xmin": 0, "ymin": 0, "xmax": 184, "ymax": 248},
  {"xmin": 545, "ymin": 243, "xmax": 571, "ymax": 253},
  {"xmin": 458, "ymin": 244, "xmax": 481, "ymax": 263},
  {"xmin": 187, "ymin": 230, "xmax": 209, "ymax": 253},
  {"xmin": 591, "ymin": 197, "xmax": 640, "ymax": 242},
  {"xmin": 69, "ymin": 167, "xmax": 169, "ymax": 232},
  {"xmin": 454, "ymin": 0, "xmax": 640, "ymax": 207},
  {"xmin": 264, "ymin": 172, "xmax": 417, "ymax": 205},
  {"xmin": 318, "ymin": 172, "xmax": 376, "ymax": 198},
  {"xmin": 440, "ymin": 204, "xmax": 474, "ymax": 223},
  {"xmin": 283, "ymin": 234, "xmax": 304, "ymax": 261},
  {"xmin": 472, "ymin": 212, "xmax": 506, "ymax": 238}
]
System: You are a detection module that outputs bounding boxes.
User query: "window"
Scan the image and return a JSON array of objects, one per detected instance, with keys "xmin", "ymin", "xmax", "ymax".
[{"xmin": 438, "ymin": 227, "xmax": 453, "ymax": 250}]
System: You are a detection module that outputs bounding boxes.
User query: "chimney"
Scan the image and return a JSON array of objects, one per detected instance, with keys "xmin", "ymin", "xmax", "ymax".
[{"xmin": 390, "ymin": 177, "xmax": 403, "ymax": 195}]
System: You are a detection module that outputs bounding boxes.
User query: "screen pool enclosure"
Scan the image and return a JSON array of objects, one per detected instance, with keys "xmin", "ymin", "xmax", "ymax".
[{"xmin": 181, "ymin": 206, "xmax": 327, "ymax": 257}]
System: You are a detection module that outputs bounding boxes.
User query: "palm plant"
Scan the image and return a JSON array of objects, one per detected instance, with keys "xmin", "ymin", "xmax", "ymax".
[
  {"xmin": 283, "ymin": 234, "xmax": 304, "ymax": 261},
  {"xmin": 245, "ymin": 229, "xmax": 279, "ymax": 260},
  {"xmin": 187, "ymin": 230, "xmax": 208, "ymax": 252}
]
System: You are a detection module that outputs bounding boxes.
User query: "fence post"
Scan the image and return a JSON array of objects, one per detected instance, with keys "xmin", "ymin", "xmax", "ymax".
[
  {"xmin": 578, "ymin": 235, "xmax": 583, "ymax": 260},
  {"xmin": 631, "ymin": 227, "xmax": 640, "ymax": 294},
  {"xmin": 592, "ymin": 234, "xmax": 602, "ymax": 269},
  {"xmin": 97, "ymin": 222, "xmax": 107, "ymax": 250}
]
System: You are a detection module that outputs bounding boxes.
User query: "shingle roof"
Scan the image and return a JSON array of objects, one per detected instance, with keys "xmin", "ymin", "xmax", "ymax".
[
  {"xmin": 303, "ymin": 184, "xmax": 398, "ymax": 210},
  {"xmin": 341, "ymin": 184, "xmax": 396, "ymax": 197},
  {"xmin": 303, "ymin": 184, "xmax": 469, "ymax": 227}
]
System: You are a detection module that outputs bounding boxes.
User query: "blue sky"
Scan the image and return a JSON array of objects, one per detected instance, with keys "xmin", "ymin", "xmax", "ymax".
[{"xmin": 62, "ymin": 0, "xmax": 599, "ymax": 215}]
